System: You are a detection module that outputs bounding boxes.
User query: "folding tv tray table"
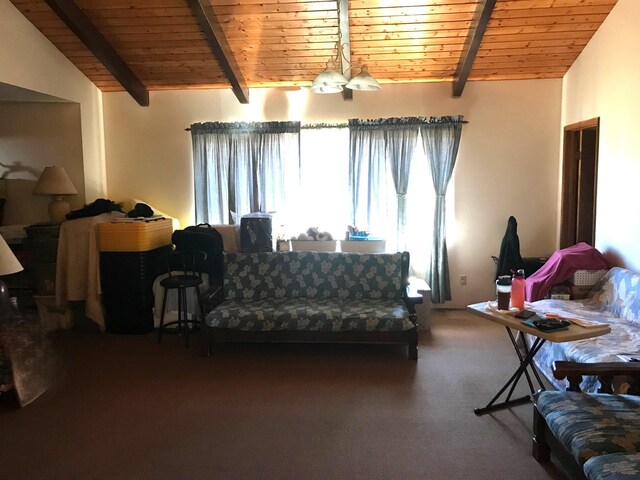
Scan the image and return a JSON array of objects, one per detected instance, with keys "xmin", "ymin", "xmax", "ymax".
[{"xmin": 467, "ymin": 302, "xmax": 611, "ymax": 416}]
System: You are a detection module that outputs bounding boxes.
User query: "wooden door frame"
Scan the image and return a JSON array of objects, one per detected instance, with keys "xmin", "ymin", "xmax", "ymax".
[{"xmin": 559, "ymin": 118, "xmax": 600, "ymax": 248}]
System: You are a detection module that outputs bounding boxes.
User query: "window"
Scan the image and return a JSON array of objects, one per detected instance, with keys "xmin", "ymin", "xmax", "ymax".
[
  {"xmin": 281, "ymin": 126, "xmax": 350, "ymax": 241},
  {"xmin": 190, "ymin": 116, "xmax": 464, "ymax": 287}
]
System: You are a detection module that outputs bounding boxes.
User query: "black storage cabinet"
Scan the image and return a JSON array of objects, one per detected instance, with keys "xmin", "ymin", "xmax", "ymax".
[{"xmin": 100, "ymin": 245, "xmax": 172, "ymax": 334}]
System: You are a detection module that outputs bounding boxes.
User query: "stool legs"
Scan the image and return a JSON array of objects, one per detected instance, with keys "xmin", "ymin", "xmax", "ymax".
[
  {"xmin": 157, "ymin": 288, "xmax": 169, "ymax": 344},
  {"xmin": 180, "ymin": 287, "xmax": 189, "ymax": 348},
  {"xmin": 157, "ymin": 285, "xmax": 200, "ymax": 348}
]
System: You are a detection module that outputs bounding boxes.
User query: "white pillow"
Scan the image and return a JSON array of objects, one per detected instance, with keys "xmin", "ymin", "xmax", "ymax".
[{"xmin": 211, "ymin": 224, "xmax": 241, "ymax": 252}]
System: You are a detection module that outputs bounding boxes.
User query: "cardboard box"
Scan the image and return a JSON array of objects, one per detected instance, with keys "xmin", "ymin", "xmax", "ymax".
[
  {"xmin": 290, "ymin": 240, "xmax": 337, "ymax": 252},
  {"xmin": 340, "ymin": 240, "xmax": 386, "ymax": 254}
]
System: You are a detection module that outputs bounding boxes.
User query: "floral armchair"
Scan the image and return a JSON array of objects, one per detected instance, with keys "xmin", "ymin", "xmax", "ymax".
[{"xmin": 533, "ymin": 361, "xmax": 640, "ymax": 480}]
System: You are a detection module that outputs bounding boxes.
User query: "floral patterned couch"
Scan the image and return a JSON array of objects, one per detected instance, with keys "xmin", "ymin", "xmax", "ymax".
[
  {"xmin": 528, "ymin": 266, "xmax": 640, "ymax": 392},
  {"xmin": 533, "ymin": 361, "xmax": 640, "ymax": 480},
  {"xmin": 201, "ymin": 251, "xmax": 420, "ymax": 359}
]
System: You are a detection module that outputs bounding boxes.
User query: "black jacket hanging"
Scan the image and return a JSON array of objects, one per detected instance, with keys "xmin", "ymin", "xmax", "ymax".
[{"xmin": 495, "ymin": 216, "xmax": 524, "ymax": 279}]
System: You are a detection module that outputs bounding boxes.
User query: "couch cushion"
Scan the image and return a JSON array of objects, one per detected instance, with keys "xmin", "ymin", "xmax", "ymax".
[
  {"xmin": 274, "ymin": 298, "xmax": 343, "ymax": 329},
  {"xmin": 206, "ymin": 299, "xmax": 280, "ymax": 330},
  {"xmin": 223, "ymin": 251, "xmax": 404, "ymax": 301},
  {"xmin": 529, "ymin": 267, "xmax": 640, "ymax": 392},
  {"xmin": 285, "ymin": 252, "xmax": 347, "ymax": 299},
  {"xmin": 205, "ymin": 298, "xmax": 414, "ymax": 332},
  {"xmin": 584, "ymin": 452, "xmax": 640, "ymax": 480},
  {"xmin": 537, "ymin": 391, "xmax": 640, "ymax": 465},
  {"xmin": 591, "ymin": 267, "xmax": 640, "ymax": 325},
  {"xmin": 223, "ymin": 252, "xmax": 287, "ymax": 300},
  {"xmin": 342, "ymin": 299, "xmax": 413, "ymax": 331},
  {"xmin": 341, "ymin": 253, "xmax": 404, "ymax": 300},
  {"xmin": 528, "ymin": 302, "xmax": 640, "ymax": 392}
]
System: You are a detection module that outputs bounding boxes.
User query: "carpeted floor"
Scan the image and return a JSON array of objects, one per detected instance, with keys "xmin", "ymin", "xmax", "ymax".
[{"xmin": 0, "ymin": 310, "xmax": 566, "ymax": 479}]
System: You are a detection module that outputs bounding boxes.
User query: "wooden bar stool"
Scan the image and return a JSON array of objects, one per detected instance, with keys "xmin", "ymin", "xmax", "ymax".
[{"xmin": 157, "ymin": 250, "xmax": 207, "ymax": 348}]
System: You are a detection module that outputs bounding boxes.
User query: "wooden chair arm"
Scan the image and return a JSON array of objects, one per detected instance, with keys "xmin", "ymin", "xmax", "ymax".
[
  {"xmin": 402, "ymin": 288, "xmax": 422, "ymax": 317},
  {"xmin": 553, "ymin": 360, "xmax": 640, "ymax": 395},
  {"xmin": 404, "ymin": 286, "xmax": 424, "ymax": 302},
  {"xmin": 404, "ymin": 277, "xmax": 427, "ymax": 312},
  {"xmin": 199, "ymin": 285, "xmax": 224, "ymax": 314}
]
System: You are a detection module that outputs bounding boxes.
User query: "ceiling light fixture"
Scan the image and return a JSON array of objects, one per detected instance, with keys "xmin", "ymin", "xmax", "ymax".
[
  {"xmin": 346, "ymin": 66, "xmax": 381, "ymax": 91},
  {"xmin": 310, "ymin": 1, "xmax": 380, "ymax": 94}
]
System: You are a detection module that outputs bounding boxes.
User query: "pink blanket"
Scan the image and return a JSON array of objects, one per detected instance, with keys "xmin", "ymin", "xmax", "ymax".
[{"xmin": 525, "ymin": 242, "xmax": 613, "ymax": 301}]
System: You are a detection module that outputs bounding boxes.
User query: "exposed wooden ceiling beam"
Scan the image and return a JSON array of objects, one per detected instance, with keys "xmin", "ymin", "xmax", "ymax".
[
  {"xmin": 452, "ymin": 0, "xmax": 496, "ymax": 98},
  {"xmin": 187, "ymin": 0, "xmax": 249, "ymax": 104},
  {"xmin": 43, "ymin": 0, "xmax": 149, "ymax": 107},
  {"xmin": 338, "ymin": 0, "xmax": 352, "ymax": 102}
]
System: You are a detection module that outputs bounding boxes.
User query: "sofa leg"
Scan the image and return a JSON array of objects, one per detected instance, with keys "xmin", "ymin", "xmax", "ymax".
[
  {"xmin": 408, "ymin": 344, "xmax": 418, "ymax": 360},
  {"xmin": 200, "ymin": 340, "xmax": 212, "ymax": 357},
  {"xmin": 407, "ymin": 328, "xmax": 418, "ymax": 360},
  {"xmin": 532, "ymin": 403, "xmax": 550, "ymax": 462}
]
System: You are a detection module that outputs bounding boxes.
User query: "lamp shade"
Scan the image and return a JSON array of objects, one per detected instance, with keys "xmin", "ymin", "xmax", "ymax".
[
  {"xmin": 346, "ymin": 66, "xmax": 381, "ymax": 91},
  {"xmin": 33, "ymin": 166, "xmax": 78, "ymax": 195},
  {"xmin": 310, "ymin": 83, "xmax": 344, "ymax": 94},
  {"xmin": 311, "ymin": 60, "xmax": 349, "ymax": 93},
  {"xmin": 0, "ymin": 234, "xmax": 23, "ymax": 276}
]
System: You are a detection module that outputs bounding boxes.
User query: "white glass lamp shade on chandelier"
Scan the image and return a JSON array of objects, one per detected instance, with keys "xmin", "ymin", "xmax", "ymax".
[
  {"xmin": 309, "ymin": 0, "xmax": 381, "ymax": 94},
  {"xmin": 346, "ymin": 66, "xmax": 381, "ymax": 91},
  {"xmin": 310, "ymin": 60, "xmax": 348, "ymax": 94},
  {"xmin": 311, "ymin": 63, "xmax": 381, "ymax": 94}
]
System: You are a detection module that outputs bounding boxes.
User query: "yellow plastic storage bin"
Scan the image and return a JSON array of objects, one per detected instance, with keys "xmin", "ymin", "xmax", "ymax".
[{"xmin": 97, "ymin": 218, "xmax": 173, "ymax": 252}]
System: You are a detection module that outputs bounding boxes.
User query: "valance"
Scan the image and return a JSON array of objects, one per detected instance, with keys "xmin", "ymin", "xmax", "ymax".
[
  {"xmin": 190, "ymin": 121, "xmax": 300, "ymax": 135},
  {"xmin": 348, "ymin": 116, "xmax": 467, "ymax": 131}
]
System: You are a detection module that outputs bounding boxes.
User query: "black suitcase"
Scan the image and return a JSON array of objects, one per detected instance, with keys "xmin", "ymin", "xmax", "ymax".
[
  {"xmin": 171, "ymin": 224, "xmax": 224, "ymax": 288},
  {"xmin": 240, "ymin": 213, "xmax": 273, "ymax": 253}
]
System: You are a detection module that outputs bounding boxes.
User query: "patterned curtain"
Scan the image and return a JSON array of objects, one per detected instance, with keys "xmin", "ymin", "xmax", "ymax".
[
  {"xmin": 420, "ymin": 116, "xmax": 465, "ymax": 304},
  {"xmin": 384, "ymin": 119, "xmax": 421, "ymax": 251},
  {"xmin": 348, "ymin": 118, "xmax": 421, "ymax": 244},
  {"xmin": 348, "ymin": 119, "xmax": 387, "ymax": 233},
  {"xmin": 190, "ymin": 121, "xmax": 300, "ymax": 224}
]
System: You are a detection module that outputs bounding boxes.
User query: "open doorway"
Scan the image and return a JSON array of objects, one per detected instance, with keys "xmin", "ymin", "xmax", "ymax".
[{"xmin": 559, "ymin": 118, "xmax": 599, "ymax": 248}]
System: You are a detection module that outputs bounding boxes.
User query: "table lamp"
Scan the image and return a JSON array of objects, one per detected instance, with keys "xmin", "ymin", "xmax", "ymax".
[
  {"xmin": 0, "ymin": 234, "xmax": 23, "ymax": 313},
  {"xmin": 33, "ymin": 166, "xmax": 78, "ymax": 224}
]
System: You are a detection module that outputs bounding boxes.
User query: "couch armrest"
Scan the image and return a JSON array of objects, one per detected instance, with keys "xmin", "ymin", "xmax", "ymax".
[
  {"xmin": 403, "ymin": 281, "xmax": 424, "ymax": 315},
  {"xmin": 406, "ymin": 278, "xmax": 427, "ymax": 303},
  {"xmin": 199, "ymin": 286, "xmax": 224, "ymax": 314},
  {"xmin": 553, "ymin": 360, "xmax": 640, "ymax": 395}
]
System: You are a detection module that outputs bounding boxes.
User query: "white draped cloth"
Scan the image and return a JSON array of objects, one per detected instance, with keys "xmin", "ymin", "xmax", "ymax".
[{"xmin": 56, "ymin": 212, "xmax": 124, "ymax": 330}]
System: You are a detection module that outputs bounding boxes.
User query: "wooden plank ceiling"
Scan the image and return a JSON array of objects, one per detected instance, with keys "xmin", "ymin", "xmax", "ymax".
[{"xmin": 10, "ymin": 0, "xmax": 618, "ymax": 104}]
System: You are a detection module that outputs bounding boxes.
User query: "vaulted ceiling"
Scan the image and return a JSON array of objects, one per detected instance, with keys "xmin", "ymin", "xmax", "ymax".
[{"xmin": 10, "ymin": 0, "xmax": 618, "ymax": 106}]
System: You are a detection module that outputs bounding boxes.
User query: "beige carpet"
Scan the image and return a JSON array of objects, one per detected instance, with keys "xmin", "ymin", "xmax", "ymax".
[{"xmin": 0, "ymin": 310, "xmax": 566, "ymax": 479}]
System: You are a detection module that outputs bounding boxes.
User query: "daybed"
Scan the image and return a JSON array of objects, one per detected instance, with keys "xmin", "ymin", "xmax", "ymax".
[
  {"xmin": 533, "ymin": 360, "xmax": 640, "ymax": 480},
  {"xmin": 527, "ymin": 266, "xmax": 640, "ymax": 392},
  {"xmin": 201, "ymin": 250, "xmax": 421, "ymax": 359}
]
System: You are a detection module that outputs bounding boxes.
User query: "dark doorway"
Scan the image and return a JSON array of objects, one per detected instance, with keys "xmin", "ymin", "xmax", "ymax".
[{"xmin": 559, "ymin": 118, "xmax": 599, "ymax": 248}]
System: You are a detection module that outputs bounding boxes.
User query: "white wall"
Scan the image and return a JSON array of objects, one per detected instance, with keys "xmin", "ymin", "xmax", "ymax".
[
  {"xmin": 104, "ymin": 80, "xmax": 562, "ymax": 307},
  {"xmin": 0, "ymin": 0, "xmax": 106, "ymax": 201},
  {"xmin": 562, "ymin": 0, "xmax": 640, "ymax": 272},
  {"xmin": 0, "ymin": 102, "xmax": 86, "ymax": 225}
]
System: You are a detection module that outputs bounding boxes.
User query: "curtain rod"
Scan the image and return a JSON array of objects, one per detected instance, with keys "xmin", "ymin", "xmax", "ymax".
[
  {"xmin": 185, "ymin": 119, "xmax": 468, "ymax": 131},
  {"xmin": 185, "ymin": 123, "xmax": 347, "ymax": 131},
  {"xmin": 301, "ymin": 123, "xmax": 347, "ymax": 129}
]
